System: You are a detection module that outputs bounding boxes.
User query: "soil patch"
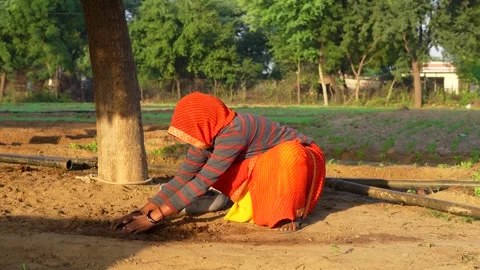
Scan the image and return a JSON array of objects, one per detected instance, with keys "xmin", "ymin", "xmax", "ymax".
[{"xmin": 1, "ymin": 118, "xmax": 480, "ymax": 269}]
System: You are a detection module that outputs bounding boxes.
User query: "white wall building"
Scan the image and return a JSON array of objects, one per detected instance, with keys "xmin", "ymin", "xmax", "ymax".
[{"xmin": 421, "ymin": 61, "xmax": 459, "ymax": 94}]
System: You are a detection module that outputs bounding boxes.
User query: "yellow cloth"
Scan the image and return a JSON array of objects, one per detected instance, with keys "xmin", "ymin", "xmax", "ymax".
[{"xmin": 224, "ymin": 191, "xmax": 254, "ymax": 223}]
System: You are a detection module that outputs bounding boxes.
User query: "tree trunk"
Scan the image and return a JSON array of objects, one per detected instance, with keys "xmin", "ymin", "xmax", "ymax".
[
  {"xmin": 318, "ymin": 57, "xmax": 329, "ymax": 106},
  {"xmin": 296, "ymin": 61, "xmax": 301, "ymax": 105},
  {"xmin": 15, "ymin": 70, "xmax": 27, "ymax": 101},
  {"xmin": 337, "ymin": 70, "xmax": 348, "ymax": 103},
  {"xmin": 80, "ymin": 0, "xmax": 148, "ymax": 184},
  {"xmin": 0, "ymin": 72, "xmax": 6, "ymax": 102},
  {"xmin": 385, "ymin": 78, "xmax": 396, "ymax": 106},
  {"xmin": 402, "ymin": 32, "xmax": 422, "ymax": 108},
  {"xmin": 170, "ymin": 80, "xmax": 175, "ymax": 96},
  {"xmin": 240, "ymin": 75, "xmax": 247, "ymax": 102},
  {"xmin": 411, "ymin": 59, "xmax": 422, "ymax": 108},
  {"xmin": 242, "ymin": 82, "xmax": 247, "ymax": 102},
  {"xmin": 353, "ymin": 55, "xmax": 366, "ymax": 102},
  {"xmin": 213, "ymin": 78, "xmax": 218, "ymax": 96},
  {"xmin": 54, "ymin": 67, "xmax": 60, "ymax": 99},
  {"xmin": 176, "ymin": 77, "xmax": 181, "ymax": 100}
]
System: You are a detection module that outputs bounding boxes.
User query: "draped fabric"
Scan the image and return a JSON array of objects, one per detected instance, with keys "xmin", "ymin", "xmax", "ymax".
[
  {"xmin": 213, "ymin": 140, "xmax": 326, "ymax": 228},
  {"xmin": 159, "ymin": 91, "xmax": 326, "ymax": 227},
  {"xmin": 167, "ymin": 91, "xmax": 236, "ymax": 149}
]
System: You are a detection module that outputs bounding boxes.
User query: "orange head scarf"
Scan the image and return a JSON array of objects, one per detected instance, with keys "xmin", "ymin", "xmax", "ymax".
[{"xmin": 167, "ymin": 92, "xmax": 236, "ymax": 149}]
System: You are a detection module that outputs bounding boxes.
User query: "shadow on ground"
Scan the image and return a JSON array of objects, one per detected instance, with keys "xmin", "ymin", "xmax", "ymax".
[{"xmin": 0, "ymin": 188, "xmax": 386, "ymax": 269}]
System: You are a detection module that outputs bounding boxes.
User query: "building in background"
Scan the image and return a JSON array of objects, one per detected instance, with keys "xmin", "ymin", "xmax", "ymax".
[{"xmin": 421, "ymin": 62, "xmax": 459, "ymax": 94}]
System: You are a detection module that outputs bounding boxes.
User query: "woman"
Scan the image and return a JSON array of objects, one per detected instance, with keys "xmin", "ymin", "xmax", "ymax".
[{"xmin": 111, "ymin": 92, "xmax": 325, "ymax": 233}]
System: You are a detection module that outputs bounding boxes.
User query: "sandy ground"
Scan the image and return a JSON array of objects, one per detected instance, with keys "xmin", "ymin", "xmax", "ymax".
[{"xmin": 1, "ymin": 119, "xmax": 480, "ymax": 270}]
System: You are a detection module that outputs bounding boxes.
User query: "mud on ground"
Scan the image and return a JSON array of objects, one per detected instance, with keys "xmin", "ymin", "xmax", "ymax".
[{"xmin": 1, "ymin": 117, "xmax": 480, "ymax": 269}]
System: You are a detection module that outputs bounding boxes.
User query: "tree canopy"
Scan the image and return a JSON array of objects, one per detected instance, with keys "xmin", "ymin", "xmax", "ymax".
[{"xmin": 1, "ymin": 0, "xmax": 480, "ymax": 105}]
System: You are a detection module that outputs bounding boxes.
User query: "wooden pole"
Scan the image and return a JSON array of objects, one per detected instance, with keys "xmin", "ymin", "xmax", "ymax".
[
  {"xmin": 327, "ymin": 177, "xmax": 480, "ymax": 190},
  {"xmin": 326, "ymin": 178, "xmax": 480, "ymax": 219}
]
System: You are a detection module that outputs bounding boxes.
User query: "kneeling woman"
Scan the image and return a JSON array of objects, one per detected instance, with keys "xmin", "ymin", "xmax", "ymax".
[{"xmin": 112, "ymin": 92, "xmax": 325, "ymax": 233}]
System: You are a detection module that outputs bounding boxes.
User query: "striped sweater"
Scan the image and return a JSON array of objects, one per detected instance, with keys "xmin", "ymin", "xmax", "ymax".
[{"xmin": 151, "ymin": 112, "xmax": 314, "ymax": 212}]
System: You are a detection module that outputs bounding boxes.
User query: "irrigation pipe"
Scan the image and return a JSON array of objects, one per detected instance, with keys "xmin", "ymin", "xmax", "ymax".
[
  {"xmin": 2, "ymin": 153, "xmax": 479, "ymax": 215},
  {"xmin": 326, "ymin": 178, "xmax": 480, "ymax": 219},
  {"xmin": 0, "ymin": 153, "xmax": 97, "ymax": 170}
]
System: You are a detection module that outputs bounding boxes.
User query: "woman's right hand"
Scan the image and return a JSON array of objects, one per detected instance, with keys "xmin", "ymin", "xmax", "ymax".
[
  {"xmin": 110, "ymin": 210, "xmax": 143, "ymax": 230},
  {"xmin": 111, "ymin": 201, "xmax": 163, "ymax": 230}
]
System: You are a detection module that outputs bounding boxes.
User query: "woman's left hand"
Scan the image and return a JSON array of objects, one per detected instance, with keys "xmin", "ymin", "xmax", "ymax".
[{"xmin": 123, "ymin": 214, "xmax": 156, "ymax": 234}]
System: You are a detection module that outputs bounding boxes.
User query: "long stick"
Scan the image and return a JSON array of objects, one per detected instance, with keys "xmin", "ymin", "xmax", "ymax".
[
  {"xmin": 326, "ymin": 178, "xmax": 480, "ymax": 219},
  {"xmin": 328, "ymin": 177, "xmax": 480, "ymax": 190}
]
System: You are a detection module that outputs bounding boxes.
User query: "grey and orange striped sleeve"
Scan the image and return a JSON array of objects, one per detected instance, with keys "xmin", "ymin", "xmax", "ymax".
[
  {"xmin": 150, "ymin": 146, "xmax": 207, "ymax": 206},
  {"xmin": 151, "ymin": 131, "xmax": 246, "ymax": 212}
]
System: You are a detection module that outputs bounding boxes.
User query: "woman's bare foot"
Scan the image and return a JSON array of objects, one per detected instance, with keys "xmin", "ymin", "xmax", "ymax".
[{"xmin": 276, "ymin": 219, "xmax": 307, "ymax": 232}]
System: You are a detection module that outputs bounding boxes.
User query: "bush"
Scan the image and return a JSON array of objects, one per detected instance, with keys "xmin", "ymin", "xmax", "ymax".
[{"xmin": 21, "ymin": 90, "xmax": 73, "ymax": 103}]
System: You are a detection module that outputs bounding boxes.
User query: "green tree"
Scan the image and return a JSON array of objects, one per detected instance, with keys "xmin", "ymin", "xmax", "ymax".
[
  {"xmin": 194, "ymin": 0, "xmax": 239, "ymax": 96},
  {"xmin": 311, "ymin": 1, "xmax": 344, "ymax": 106},
  {"xmin": 0, "ymin": 0, "xmax": 86, "ymax": 99},
  {"xmin": 381, "ymin": 0, "xmax": 436, "ymax": 108},
  {"xmin": 130, "ymin": 0, "xmax": 184, "ymax": 98},
  {"xmin": 131, "ymin": 0, "xmax": 241, "ymax": 98},
  {"xmin": 0, "ymin": 0, "xmax": 33, "ymax": 98},
  {"xmin": 240, "ymin": 0, "xmax": 322, "ymax": 104},
  {"xmin": 240, "ymin": 0, "xmax": 338, "ymax": 105},
  {"xmin": 434, "ymin": 0, "xmax": 480, "ymax": 85},
  {"xmin": 341, "ymin": 0, "xmax": 389, "ymax": 102}
]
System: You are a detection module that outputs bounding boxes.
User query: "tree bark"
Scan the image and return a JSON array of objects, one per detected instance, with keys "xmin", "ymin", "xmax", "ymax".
[
  {"xmin": 296, "ymin": 60, "xmax": 301, "ymax": 105},
  {"xmin": 54, "ymin": 67, "xmax": 60, "ymax": 99},
  {"xmin": 241, "ymin": 80, "xmax": 247, "ymax": 102},
  {"xmin": 385, "ymin": 78, "xmax": 396, "ymax": 106},
  {"xmin": 402, "ymin": 32, "xmax": 422, "ymax": 108},
  {"xmin": 15, "ymin": 70, "xmax": 27, "ymax": 101},
  {"xmin": 176, "ymin": 77, "xmax": 181, "ymax": 100},
  {"xmin": 0, "ymin": 72, "xmax": 6, "ymax": 102},
  {"xmin": 411, "ymin": 59, "xmax": 422, "ymax": 108},
  {"xmin": 80, "ymin": 0, "xmax": 148, "ymax": 184},
  {"xmin": 318, "ymin": 56, "xmax": 329, "ymax": 106},
  {"xmin": 240, "ymin": 74, "xmax": 247, "ymax": 102},
  {"xmin": 347, "ymin": 52, "xmax": 367, "ymax": 102},
  {"xmin": 213, "ymin": 78, "xmax": 218, "ymax": 96}
]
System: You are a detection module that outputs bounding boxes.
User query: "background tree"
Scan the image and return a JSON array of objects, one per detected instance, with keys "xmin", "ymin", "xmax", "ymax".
[
  {"xmin": 341, "ymin": 0, "xmax": 389, "ymax": 102},
  {"xmin": 239, "ymin": 0, "xmax": 333, "ymax": 105},
  {"xmin": 81, "ymin": 0, "xmax": 148, "ymax": 184},
  {"xmin": 434, "ymin": 0, "xmax": 480, "ymax": 85},
  {"xmin": 311, "ymin": 0, "xmax": 344, "ymax": 106},
  {"xmin": 27, "ymin": 0, "xmax": 85, "ymax": 97},
  {"xmin": 196, "ymin": 0, "xmax": 239, "ymax": 96},
  {"xmin": 131, "ymin": 0, "xmax": 242, "ymax": 98},
  {"xmin": 233, "ymin": 24, "xmax": 270, "ymax": 100},
  {"xmin": 0, "ymin": 0, "xmax": 35, "ymax": 99},
  {"xmin": 130, "ymin": 0, "xmax": 185, "ymax": 98},
  {"xmin": 0, "ymin": 0, "xmax": 86, "ymax": 99},
  {"xmin": 381, "ymin": 0, "xmax": 435, "ymax": 108}
]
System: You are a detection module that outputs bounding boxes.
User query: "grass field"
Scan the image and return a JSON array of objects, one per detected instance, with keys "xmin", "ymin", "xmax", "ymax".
[{"xmin": 1, "ymin": 102, "xmax": 479, "ymax": 165}]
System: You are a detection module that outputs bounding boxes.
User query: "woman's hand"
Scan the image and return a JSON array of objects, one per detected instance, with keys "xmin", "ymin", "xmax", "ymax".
[
  {"xmin": 122, "ymin": 214, "xmax": 156, "ymax": 234},
  {"xmin": 111, "ymin": 201, "xmax": 167, "ymax": 233},
  {"xmin": 110, "ymin": 210, "xmax": 143, "ymax": 230}
]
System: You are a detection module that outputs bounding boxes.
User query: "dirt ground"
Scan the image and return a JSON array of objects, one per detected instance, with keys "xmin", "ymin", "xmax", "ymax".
[{"xmin": 1, "ymin": 116, "xmax": 480, "ymax": 270}]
